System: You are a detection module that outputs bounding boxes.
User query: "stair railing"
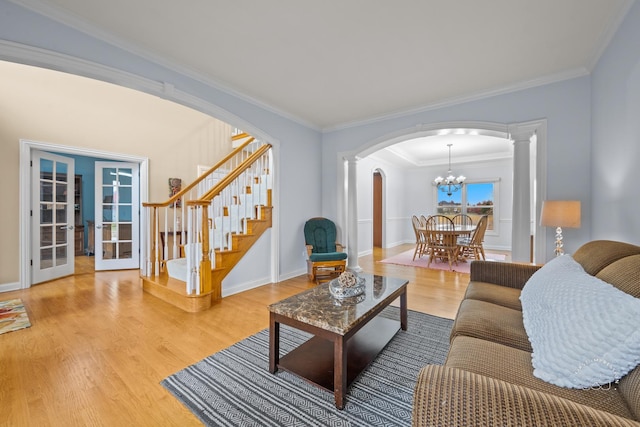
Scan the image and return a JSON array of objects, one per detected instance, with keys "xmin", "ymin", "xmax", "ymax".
[
  {"xmin": 183, "ymin": 143, "xmax": 272, "ymax": 296},
  {"xmin": 142, "ymin": 133, "xmax": 268, "ymax": 278}
]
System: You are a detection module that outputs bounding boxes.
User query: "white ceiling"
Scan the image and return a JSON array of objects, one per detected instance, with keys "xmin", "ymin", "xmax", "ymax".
[
  {"xmin": 371, "ymin": 132, "xmax": 514, "ymax": 168},
  {"xmin": 14, "ymin": 0, "xmax": 633, "ymax": 130},
  {"xmin": 6, "ymin": 0, "xmax": 634, "ymax": 165}
]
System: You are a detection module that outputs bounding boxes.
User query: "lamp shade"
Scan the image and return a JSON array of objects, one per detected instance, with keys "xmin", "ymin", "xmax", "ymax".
[{"xmin": 540, "ymin": 200, "xmax": 581, "ymax": 228}]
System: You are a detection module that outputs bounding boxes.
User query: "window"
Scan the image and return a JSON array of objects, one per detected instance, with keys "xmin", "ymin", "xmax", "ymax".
[{"xmin": 436, "ymin": 180, "xmax": 498, "ymax": 231}]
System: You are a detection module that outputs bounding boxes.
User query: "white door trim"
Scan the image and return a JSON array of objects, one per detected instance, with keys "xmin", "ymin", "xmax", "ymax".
[{"xmin": 19, "ymin": 139, "xmax": 149, "ymax": 289}]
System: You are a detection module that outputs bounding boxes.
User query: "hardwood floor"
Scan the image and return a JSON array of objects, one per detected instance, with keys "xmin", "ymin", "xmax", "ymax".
[{"xmin": 0, "ymin": 244, "xmax": 476, "ymax": 426}]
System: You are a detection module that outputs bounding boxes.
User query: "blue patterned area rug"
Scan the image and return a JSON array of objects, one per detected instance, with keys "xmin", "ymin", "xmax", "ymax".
[{"xmin": 161, "ymin": 306, "xmax": 453, "ymax": 426}]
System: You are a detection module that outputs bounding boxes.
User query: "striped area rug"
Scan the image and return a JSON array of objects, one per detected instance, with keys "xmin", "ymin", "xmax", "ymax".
[{"xmin": 162, "ymin": 306, "xmax": 453, "ymax": 426}]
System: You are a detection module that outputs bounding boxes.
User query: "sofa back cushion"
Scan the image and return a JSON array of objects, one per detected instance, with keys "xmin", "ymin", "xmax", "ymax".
[
  {"xmin": 596, "ymin": 254, "xmax": 640, "ymax": 418},
  {"xmin": 619, "ymin": 366, "xmax": 640, "ymax": 420},
  {"xmin": 595, "ymin": 254, "xmax": 640, "ymax": 299},
  {"xmin": 573, "ymin": 240, "xmax": 640, "ymax": 277}
]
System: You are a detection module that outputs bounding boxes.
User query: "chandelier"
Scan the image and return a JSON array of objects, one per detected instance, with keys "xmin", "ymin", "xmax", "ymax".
[{"xmin": 433, "ymin": 143, "xmax": 466, "ymax": 196}]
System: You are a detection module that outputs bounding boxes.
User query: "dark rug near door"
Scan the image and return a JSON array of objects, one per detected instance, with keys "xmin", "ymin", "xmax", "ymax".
[{"xmin": 161, "ymin": 306, "xmax": 453, "ymax": 426}]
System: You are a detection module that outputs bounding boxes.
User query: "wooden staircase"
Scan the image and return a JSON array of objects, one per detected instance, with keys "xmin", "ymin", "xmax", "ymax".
[{"xmin": 141, "ymin": 132, "xmax": 273, "ymax": 312}]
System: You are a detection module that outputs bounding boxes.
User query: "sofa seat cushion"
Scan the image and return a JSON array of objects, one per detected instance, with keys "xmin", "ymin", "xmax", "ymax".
[
  {"xmin": 450, "ymin": 299, "xmax": 531, "ymax": 352},
  {"xmin": 464, "ymin": 281, "xmax": 522, "ymax": 311},
  {"xmin": 445, "ymin": 336, "xmax": 635, "ymax": 420},
  {"xmin": 413, "ymin": 365, "xmax": 640, "ymax": 427}
]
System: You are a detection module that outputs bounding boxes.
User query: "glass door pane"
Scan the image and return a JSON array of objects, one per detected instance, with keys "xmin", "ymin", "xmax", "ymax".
[
  {"xmin": 95, "ymin": 162, "xmax": 139, "ymax": 270},
  {"xmin": 31, "ymin": 150, "xmax": 74, "ymax": 284}
]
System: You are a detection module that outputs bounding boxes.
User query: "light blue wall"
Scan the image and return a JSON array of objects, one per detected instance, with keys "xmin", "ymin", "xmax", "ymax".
[
  {"xmin": 322, "ymin": 77, "xmax": 593, "ymax": 256},
  {"xmin": 591, "ymin": 0, "xmax": 640, "ymax": 244}
]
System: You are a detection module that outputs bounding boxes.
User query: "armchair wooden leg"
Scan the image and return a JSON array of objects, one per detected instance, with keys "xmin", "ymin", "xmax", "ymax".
[{"xmin": 309, "ymin": 262, "xmax": 346, "ymax": 284}]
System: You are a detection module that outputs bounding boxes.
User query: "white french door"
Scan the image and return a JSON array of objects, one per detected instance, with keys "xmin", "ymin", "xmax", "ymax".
[
  {"xmin": 31, "ymin": 150, "xmax": 75, "ymax": 284},
  {"xmin": 94, "ymin": 161, "xmax": 140, "ymax": 270}
]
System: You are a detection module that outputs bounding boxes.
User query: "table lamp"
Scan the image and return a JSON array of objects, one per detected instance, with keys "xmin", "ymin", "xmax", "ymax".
[{"xmin": 540, "ymin": 200, "xmax": 581, "ymax": 257}]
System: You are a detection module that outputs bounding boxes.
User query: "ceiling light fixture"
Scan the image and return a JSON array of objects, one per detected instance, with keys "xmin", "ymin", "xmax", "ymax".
[{"xmin": 433, "ymin": 143, "xmax": 466, "ymax": 197}]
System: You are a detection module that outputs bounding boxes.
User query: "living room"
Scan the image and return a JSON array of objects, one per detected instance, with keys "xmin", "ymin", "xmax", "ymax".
[
  {"xmin": 2, "ymin": 2, "xmax": 639, "ymax": 294},
  {"xmin": 1, "ymin": 1, "xmax": 639, "ymax": 425}
]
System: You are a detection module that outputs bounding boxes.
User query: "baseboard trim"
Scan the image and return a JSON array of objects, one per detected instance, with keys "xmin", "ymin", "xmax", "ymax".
[
  {"xmin": 222, "ymin": 276, "xmax": 273, "ymax": 297},
  {"xmin": 0, "ymin": 282, "xmax": 22, "ymax": 293}
]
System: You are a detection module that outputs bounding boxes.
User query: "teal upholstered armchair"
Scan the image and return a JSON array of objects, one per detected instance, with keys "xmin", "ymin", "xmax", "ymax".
[{"xmin": 304, "ymin": 217, "xmax": 348, "ymax": 281}]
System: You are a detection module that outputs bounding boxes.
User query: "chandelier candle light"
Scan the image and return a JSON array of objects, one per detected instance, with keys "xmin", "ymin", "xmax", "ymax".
[
  {"xmin": 540, "ymin": 200, "xmax": 581, "ymax": 257},
  {"xmin": 434, "ymin": 143, "xmax": 466, "ymax": 196}
]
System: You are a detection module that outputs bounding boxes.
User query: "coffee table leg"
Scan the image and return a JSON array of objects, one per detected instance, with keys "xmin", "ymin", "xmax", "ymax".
[
  {"xmin": 400, "ymin": 288, "xmax": 408, "ymax": 331},
  {"xmin": 269, "ymin": 313, "xmax": 279, "ymax": 373},
  {"xmin": 334, "ymin": 336, "xmax": 346, "ymax": 409}
]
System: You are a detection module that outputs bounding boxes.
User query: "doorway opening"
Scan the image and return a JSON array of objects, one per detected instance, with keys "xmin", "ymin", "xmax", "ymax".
[
  {"xmin": 19, "ymin": 139, "xmax": 149, "ymax": 288},
  {"xmin": 373, "ymin": 170, "xmax": 384, "ymax": 248},
  {"xmin": 338, "ymin": 120, "xmax": 546, "ymax": 264}
]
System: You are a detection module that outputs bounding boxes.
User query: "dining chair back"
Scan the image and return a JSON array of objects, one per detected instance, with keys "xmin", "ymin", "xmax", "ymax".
[
  {"xmin": 452, "ymin": 214, "xmax": 473, "ymax": 228},
  {"xmin": 425, "ymin": 215, "xmax": 459, "ymax": 270},
  {"xmin": 411, "ymin": 215, "xmax": 427, "ymax": 260},
  {"xmin": 458, "ymin": 215, "xmax": 488, "ymax": 260}
]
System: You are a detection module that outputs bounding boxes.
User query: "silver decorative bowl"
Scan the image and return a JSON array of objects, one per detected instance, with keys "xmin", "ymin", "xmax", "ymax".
[
  {"xmin": 329, "ymin": 276, "xmax": 366, "ymax": 299},
  {"xmin": 331, "ymin": 292, "xmax": 366, "ymax": 306}
]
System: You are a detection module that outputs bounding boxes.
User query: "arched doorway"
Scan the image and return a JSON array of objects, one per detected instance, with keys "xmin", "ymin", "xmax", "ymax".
[
  {"xmin": 373, "ymin": 170, "xmax": 383, "ymax": 247},
  {"xmin": 339, "ymin": 120, "xmax": 547, "ymax": 266}
]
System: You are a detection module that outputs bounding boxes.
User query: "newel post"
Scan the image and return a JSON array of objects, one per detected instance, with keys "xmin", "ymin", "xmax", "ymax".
[{"xmin": 195, "ymin": 201, "xmax": 214, "ymax": 299}]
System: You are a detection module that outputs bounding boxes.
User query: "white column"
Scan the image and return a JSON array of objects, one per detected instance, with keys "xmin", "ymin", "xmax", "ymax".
[
  {"xmin": 510, "ymin": 129, "xmax": 533, "ymax": 262},
  {"xmin": 345, "ymin": 155, "xmax": 362, "ymax": 272}
]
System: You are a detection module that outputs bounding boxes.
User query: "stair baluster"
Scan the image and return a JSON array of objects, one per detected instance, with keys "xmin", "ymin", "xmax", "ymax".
[{"xmin": 142, "ymin": 134, "xmax": 273, "ymax": 311}]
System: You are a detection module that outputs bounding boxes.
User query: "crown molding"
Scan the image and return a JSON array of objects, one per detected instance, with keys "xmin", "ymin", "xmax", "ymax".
[
  {"xmin": 323, "ymin": 67, "xmax": 589, "ymax": 133},
  {"xmin": 6, "ymin": 0, "xmax": 321, "ymax": 132},
  {"xmin": 7, "ymin": 0, "xmax": 625, "ymax": 133},
  {"xmin": 0, "ymin": 39, "xmax": 282, "ymax": 151},
  {"xmin": 585, "ymin": 0, "xmax": 636, "ymax": 70}
]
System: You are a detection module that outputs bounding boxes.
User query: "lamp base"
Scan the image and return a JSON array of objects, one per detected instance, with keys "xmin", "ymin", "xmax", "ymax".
[{"xmin": 554, "ymin": 226, "xmax": 564, "ymax": 257}]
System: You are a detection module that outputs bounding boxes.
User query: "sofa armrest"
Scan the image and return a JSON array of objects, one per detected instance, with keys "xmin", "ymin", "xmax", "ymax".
[
  {"xmin": 413, "ymin": 365, "xmax": 639, "ymax": 427},
  {"xmin": 469, "ymin": 261, "xmax": 541, "ymax": 290}
]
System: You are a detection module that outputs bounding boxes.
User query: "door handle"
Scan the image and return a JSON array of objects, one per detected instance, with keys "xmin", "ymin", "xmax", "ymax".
[
  {"xmin": 96, "ymin": 225, "xmax": 103, "ymax": 229},
  {"xmin": 60, "ymin": 225, "xmax": 74, "ymax": 230}
]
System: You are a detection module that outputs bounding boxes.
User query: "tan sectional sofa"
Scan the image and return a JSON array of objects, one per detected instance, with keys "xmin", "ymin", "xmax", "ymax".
[{"xmin": 413, "ymin": 240, "xmax": 640, "ymax": 426}]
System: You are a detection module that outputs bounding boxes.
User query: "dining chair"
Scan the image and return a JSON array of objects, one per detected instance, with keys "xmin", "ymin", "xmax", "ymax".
[
  {"xmin": 425, "ymin": 215, "xmax": 459, "ymax": 270},
  {"xmin": 411, "ymin": 215, "xmax": 428, "ymax": 260},
  {"xmin": 452, "ymin": 213, "xmax": 473, "ymax": 228},
  {"xmin": 458, "ymin": 215, "xmax": 488, "ymax": 260}
]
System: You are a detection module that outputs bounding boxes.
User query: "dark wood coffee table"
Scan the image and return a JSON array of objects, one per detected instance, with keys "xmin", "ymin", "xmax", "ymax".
[{"xmin": 268, "ymin": 274, "xmax": 408, "ymax": 409}]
